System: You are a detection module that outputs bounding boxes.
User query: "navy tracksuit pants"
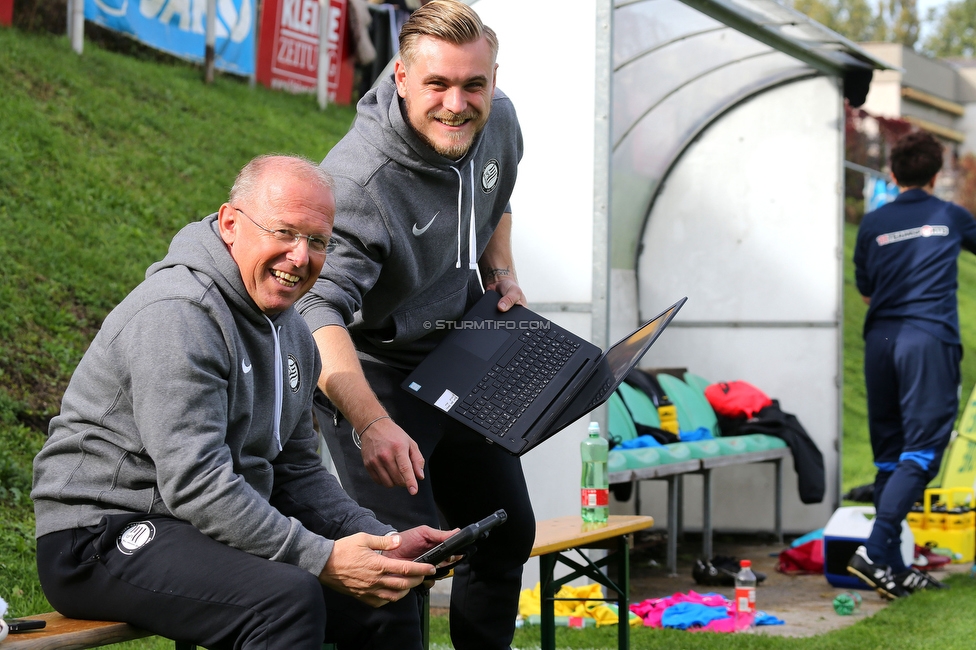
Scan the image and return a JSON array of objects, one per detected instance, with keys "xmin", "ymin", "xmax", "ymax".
[{"xmin": 863, "ymin": 320, "xmax": 960, "ymax": 572}]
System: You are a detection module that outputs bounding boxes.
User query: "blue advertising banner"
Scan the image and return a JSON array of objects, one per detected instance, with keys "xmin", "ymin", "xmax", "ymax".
[{"xmin": 85, "ymin": 0, "xmax": 255, "ymax": 75}]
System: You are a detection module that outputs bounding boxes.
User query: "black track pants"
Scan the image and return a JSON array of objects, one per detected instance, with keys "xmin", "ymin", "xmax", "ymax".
[{"xmin": 37, "ymin": 514, "xmax": 424, "ymax": 650}]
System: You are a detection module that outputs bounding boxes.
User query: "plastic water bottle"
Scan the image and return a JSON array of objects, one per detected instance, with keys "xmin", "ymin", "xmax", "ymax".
[
  {"xmin": 734, "ymin": 559, "xmax": 756, "ymax": 631},
  {"xmin": 580, "ymin": 421, "xmax": 609, "ymax": 524}
]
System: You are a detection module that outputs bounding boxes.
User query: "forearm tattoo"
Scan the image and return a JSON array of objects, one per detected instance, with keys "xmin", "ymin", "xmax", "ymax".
[{"xmin": 483, "ymin": 267, "xmax": 511, "ymax": 283}]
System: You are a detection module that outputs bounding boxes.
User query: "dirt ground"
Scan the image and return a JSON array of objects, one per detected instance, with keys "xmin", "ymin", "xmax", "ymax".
[
  {"xmin": 626, "ymin": 531, "xmax": 973, "ymax": 637},
  {"xmin": 429, "ymin": 531, "xmax": 972, "ymax": 638}
]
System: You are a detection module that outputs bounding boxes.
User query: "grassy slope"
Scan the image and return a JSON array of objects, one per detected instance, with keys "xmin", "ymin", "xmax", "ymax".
[
  {"xmin": 2, "ymin": 26, "xmax": 976, "ymax": 649},
  {"xmin": 0, "ymin": 26, "xmax": 355, "ymax": 620}
]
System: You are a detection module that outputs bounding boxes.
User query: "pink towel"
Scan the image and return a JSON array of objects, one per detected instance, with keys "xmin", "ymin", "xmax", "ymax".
[{"xmin": 630, "ymin": 590, "xmax": 732, "ymax": 629}]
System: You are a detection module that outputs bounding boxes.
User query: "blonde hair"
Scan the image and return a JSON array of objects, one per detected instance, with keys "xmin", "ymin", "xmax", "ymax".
[{"xmin": 398, "ymin": 0, "xmax": 498, "ymax": 65}]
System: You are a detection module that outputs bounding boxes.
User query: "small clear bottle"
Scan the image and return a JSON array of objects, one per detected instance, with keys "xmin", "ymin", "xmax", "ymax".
[
  {"xmin": 580, "ymin": 421, "xmax": 609, "ymax": 524},
  {"xmin": 734, "ymin": 559, "xmax": 757, "ymax": 631}
]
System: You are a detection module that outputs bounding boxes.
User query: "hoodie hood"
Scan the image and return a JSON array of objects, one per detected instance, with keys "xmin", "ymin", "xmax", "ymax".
[
  {"xmin": 353, "ymin": 78, "xmax": 490, "ymax": 270},
  {"xmin": 147, "ymin": 215, "xmax": 268, "ymax": 326},
  {"xmin": 361, "ymin": 75, "xmax": 478, "ymax": 175},
  {"xmin": 298, "ymin": 75, "xmax": 523, "ymax": 367},
  {"xmin": 33, "ymin": 213, "xmax": 391, "ymax": 576}
]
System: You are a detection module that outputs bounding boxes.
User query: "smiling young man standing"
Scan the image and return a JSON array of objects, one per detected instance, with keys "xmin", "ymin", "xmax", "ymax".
[
  {"xmin": 32, "ymin": 155, "xmax": 454, "ymax": 649},
  {"xmin": 298, "ymin": 1, "xmax": 535, "ymax": 647}
]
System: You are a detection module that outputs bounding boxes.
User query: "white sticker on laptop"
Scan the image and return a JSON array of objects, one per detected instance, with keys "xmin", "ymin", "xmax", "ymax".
[
  {"xmin": 435, "ymin": 390, "xmax": 459, "ymax": 412},
  {"xmin": 408, "ymin": 381, "xmax": 421, "ymax": 391}
]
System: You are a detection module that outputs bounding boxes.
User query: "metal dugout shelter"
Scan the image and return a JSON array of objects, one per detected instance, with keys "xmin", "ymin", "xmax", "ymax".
[{"xmin": 463, "ymin": 0, "xmax": 893, "ymax": 590}]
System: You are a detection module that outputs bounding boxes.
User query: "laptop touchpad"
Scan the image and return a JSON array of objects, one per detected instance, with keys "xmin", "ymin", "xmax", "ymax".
[{"xmin": 453, "ymin": 327, "xmax": 510, "ymax": 361}]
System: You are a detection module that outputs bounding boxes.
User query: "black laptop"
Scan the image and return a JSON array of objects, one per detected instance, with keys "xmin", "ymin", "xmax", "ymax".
[{"xmin": 401, "ymin": 291, "xmax": 686, "ymax": 455}]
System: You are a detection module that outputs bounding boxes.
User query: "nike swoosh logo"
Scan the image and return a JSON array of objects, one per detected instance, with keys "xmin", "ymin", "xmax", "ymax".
[
  {"xmin": 242, "ymin": 361, "xmax": 252, "ymax": 374},
  {"xmin": 412, "ymin": 212, "xmax": 439, "ymax": 236}
]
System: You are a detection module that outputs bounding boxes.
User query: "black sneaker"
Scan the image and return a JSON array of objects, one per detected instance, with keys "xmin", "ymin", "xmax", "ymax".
[
  {"xmin": 895, "ymin": 567, "xmax": 949, "ymax": 592},
  {"xmin": 847, "ymin": 546, "xmax": 910, "ymax": 600},
  {"xmin": 692, "ymin": 556, "xmax": 767, "ymax": 586},
  {"xmin": 692, "ymin": 558, "xmax": 728, "ymax": 586}
]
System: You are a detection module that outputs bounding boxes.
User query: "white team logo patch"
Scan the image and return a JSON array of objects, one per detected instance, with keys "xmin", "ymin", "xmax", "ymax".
[
  {"xmin": 288, "ymin": 355, "xmax": 301, "ymax": 392},
  {"xmin": 117, "ymin": 521, "xmax": 156, "ymax": 555},
  {"xmin": 876, "ymin": 224, "xmax": 949, "ymax": 246},
  {"xmin": 481, "ymin": 159, "xmax": 499, "ymax": 194}
]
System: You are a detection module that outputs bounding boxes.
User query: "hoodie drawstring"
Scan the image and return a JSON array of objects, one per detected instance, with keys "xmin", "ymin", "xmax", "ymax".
[
  {"xmin": 263, "ymin": 314, "xmax": 283, "ymax": 451},
  {"xmin": 450, "ymin": 162, "xmax": 479, "ymax": 270},
  {"xmin": 467, "ymin": 163, "xmax": 478, "ymax": 270}
]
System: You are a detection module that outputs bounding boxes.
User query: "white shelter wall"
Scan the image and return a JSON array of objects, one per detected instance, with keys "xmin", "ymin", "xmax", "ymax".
[
  {"xmin": 638, "ymin": 76, "xmax": 842, "ymax": 324},
  {"xmin": 634, "ymin": 76, "xmax": 843, "ymax": 531},
  {"xmin": 473, "ymin": 0, "xmax": 596, "ymax": 305}
]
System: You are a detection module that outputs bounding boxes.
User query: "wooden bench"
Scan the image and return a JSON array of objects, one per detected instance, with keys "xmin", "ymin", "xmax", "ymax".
[
  {"xmin": 530, "ymin": 515, "xmax": 654, "ymax": 650},
  {"xmin": 10, "ymin": 518, "xmax": 652, "ymax": 650},
  {"xmin": 0, "ymin": 612, "xmax": 194, "ymax": 649}
]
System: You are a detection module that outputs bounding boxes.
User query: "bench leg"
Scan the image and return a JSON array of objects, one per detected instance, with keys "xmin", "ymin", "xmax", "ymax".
[
  {"xmin": 774, "ymin": 458, "xmax": 784, "ymax": 544},
  {"xmin": 702, "ymin": 468, "xmax": 713, "ymax": 562},
  {"xmin": 666, "ymin": 475, "xmax": 679, "ymax": 576},
  {"xmin": 537, "ymin": 541, "xmax": 635, "ymax": 650},
  {"xmin": 539, "ymin": 553, "xmax": 558, "ymax": 650},
  {"xmin": 676, "ymin": 475, "xmax": 684, "ymax": 543},
  {"xmin": 615, "ymin": 535, "xmax": 631, "ymax": 650}
]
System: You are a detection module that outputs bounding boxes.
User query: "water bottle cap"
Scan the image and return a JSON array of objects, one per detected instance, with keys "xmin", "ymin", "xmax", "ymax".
[{"xmin": 741, "ymin": 559, "xmax": 751, "ymax": 567}]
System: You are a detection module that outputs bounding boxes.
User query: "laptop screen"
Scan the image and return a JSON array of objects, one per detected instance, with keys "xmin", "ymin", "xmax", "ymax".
[{"xmin": 604, "ymin": 298, "xmax": 687, "ymax": 383}]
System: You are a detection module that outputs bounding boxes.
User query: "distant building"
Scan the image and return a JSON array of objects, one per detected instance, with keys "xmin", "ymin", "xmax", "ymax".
[
  {"xmin": 857, "ymin": 43, "xmax": 976, "ymax": 199},
  {"xmin": 859, "ymin": 44, "xmax": 971, "ymax": 142}
]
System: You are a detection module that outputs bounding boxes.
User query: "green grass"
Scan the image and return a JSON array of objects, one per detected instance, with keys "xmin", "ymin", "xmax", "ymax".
[
  {"xmin": 3, "ymin": 24, "xmax": 976, "ymax": 650},
  {"xmin": 0, "ymin": 25, "xmax": 355, "ymax": 620}
]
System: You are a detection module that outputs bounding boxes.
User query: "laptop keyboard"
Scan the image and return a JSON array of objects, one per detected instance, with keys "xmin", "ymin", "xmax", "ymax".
[{"xmin": 454, "ymin": 327, "xmax": 581, "ymax": 437}]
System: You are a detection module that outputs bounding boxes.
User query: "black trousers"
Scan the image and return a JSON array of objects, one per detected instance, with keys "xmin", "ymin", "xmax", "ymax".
[
  {"xmin": 316, "ymin": 360, "xmax": 536, "ymax": 650},
  {"xmin": 37, "ymin": 514, "xmax": 424, "ymax": 650}
]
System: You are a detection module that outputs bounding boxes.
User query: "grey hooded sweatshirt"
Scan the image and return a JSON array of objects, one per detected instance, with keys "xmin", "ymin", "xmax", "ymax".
[
  {"xmin": 298, "ymin": 75, "xmax": 523, "ymax": 369},
  {"xmin": 32, "ymin": 216, "xmax": 391, "ymax": 576}
]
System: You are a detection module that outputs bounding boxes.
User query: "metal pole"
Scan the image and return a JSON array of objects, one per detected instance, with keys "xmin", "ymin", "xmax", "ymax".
[
  {"xmin": 204, "ymin": 0, "xmax": 216, "ymax": 84},
  {"xmin": 317, "ymin": 0, "xmax": 331, "ymax": 110},
  {"xmin": 249, "ymin": 0, "xmax": 257, "ymax": 88},
  {"xmin": 71, "ymin": 0, "xmax": 85, "ymax": 54}
]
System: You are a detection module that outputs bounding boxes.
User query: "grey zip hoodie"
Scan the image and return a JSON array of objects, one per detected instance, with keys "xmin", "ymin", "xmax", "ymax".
[
  {"xmin": 298, "ymin": 75, "xmax": 523, "ymax": 368},
  {"xmin": 32, "ymin": 215, "xmax": 391, "ymax": 576}
]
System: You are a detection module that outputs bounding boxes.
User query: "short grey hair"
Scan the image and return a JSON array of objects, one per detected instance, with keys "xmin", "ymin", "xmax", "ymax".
[{"xmin": 229, "ymin": 154, "xmax": 334, "ymax": 206}]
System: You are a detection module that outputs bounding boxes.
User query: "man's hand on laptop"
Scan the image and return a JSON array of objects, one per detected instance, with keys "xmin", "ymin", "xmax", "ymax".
[
  {"xmin": 486, "ymin": 277, "xmax": 526, "ymax": 313},
  {"xmin": 360, "ymin": 417, "xmax": 425, "ymax": 495}
]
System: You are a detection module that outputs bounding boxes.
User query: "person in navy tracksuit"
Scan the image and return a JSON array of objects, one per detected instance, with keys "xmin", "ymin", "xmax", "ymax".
[{"xmin": 848, "ymin": 131, "xmax": 976, "ymax": 598}]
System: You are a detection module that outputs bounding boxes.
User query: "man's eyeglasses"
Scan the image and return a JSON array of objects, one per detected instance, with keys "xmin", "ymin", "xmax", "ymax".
[{"xmin": 234, "ymin": 207, "xmax": 334, "ymax": 256}]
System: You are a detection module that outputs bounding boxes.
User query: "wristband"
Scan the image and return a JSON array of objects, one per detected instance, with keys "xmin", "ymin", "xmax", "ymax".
[{"xmin": 357, "ymin": 415, "xmax": 390, "ymax": 439}]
